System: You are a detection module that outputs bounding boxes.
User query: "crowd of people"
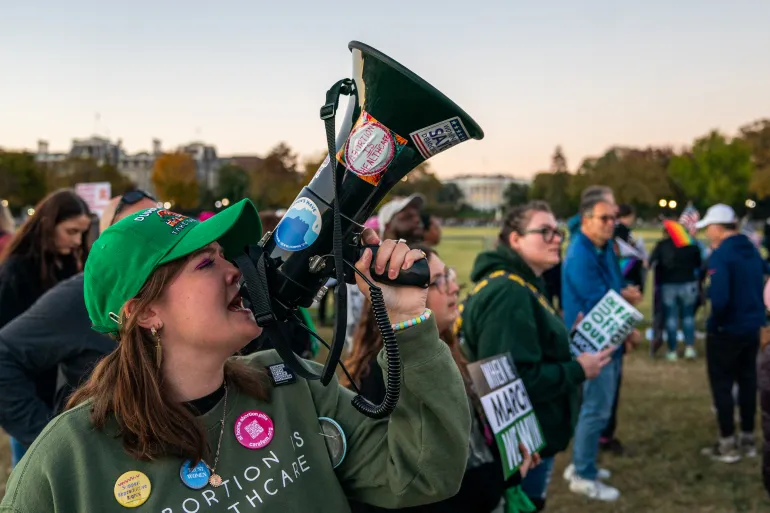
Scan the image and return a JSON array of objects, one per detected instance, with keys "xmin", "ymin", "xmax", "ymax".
[{"xmin": 0, "ymin": 184, "xmax": 768, "ymax": 511}]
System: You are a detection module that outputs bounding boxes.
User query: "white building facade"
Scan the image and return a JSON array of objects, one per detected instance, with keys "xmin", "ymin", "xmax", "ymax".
[{"xmin": 446, "ymin": 174, "xmax": 531, "ymax": 212}]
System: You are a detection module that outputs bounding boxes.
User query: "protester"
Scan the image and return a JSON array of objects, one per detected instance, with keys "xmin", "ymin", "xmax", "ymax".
[
  {"xmin": 344, "ymin": 244, "xmax": 537, "ymax": 513},
  {"xmin": 759, "ymin": 330, "xmax": 770, "ymax": 498},
  {"xmin": 0, "ymin": 188, "xmax": 91, "ymax": 466},
  {"xmin": 566, "ymin": 185, "xmax": 615, "ymax": 237},
  {"xmin": 0, "ymin": 192, "xmax": 158, "ymax": 457},
  {"xmin": 462, "ymin": 201, "xmax": 611, "ymax": 510},
  {"xmin": 0, "ymin": 202, "xmax": 15, "ymax": 255},
  {"xmin": 648, "ymin": 227, "xmax": 702, "ymax": 360},
  {"xmin": 696, "ymin": 204, "xmax": 767, "ymax": 462},
  {"xmin": 562, "ymin": 194, "xmax": 641, "ymax": 501},
  {"xmin": 614, "ymin": 204, "xmax": 646, "ymax": 292},
  {"xmin": 421, "ymin": 213, "xmax": 442, "ymax": 247},
  {"xmin": 346, "ymin": 194, "xmax": 426, "ymax": 346},
  {"xmin": 0, "ymin": 199, "xmax": 471, "ymax": 512}
]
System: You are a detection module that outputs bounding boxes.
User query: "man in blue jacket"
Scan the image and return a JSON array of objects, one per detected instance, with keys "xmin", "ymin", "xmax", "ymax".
[
  {"xmin": 697, "ymin": 204, "xmax": 767, "ymax": 463},
  {"xmin": 562, "ymin": 195, "xmax": 641, "ymax": 501}
]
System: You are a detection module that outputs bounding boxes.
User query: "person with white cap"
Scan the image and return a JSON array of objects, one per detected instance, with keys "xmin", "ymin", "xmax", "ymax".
[
  {"xmin": 377, "ymin": 193, "xmax": 425, "ymax": 242},
  {"xmin": 346, "ymin": 194, "xmax": 426, "ymax": 347},
  {"xmin": 697, "ymin": 203, "xmax": 768, "ymax": 462}
]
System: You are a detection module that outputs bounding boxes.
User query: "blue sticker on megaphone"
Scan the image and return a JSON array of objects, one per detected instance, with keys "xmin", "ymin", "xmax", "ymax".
[
  {"xmin": 180, "ymin": 460, "xmax": 210, "ymax": 490},
  {"xmin": 274, "ymin": 197, "xmax": 322, "ymax": 252}
]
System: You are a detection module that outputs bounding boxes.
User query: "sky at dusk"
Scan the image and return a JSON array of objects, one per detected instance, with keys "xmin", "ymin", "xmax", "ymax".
[{"xmin": 1, "ymin": 0, "xmax": 769, "ymax": 178}]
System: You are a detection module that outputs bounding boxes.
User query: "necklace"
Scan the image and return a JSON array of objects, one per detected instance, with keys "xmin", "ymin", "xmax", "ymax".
[{"xmin": 204, "ymin": 381, "xmax": 228, "ymax": 487}]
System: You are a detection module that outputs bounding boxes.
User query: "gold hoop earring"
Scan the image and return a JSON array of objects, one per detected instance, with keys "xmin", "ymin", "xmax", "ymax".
[{"xmin": 151, "ymin": 327, "xmax": 162, "ymax": 369}]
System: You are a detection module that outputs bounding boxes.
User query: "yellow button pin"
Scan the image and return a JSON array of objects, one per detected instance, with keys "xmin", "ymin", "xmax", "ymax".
[{"xmin": 114, "ymin": 470, "xmax": 152, "ymax": 508}]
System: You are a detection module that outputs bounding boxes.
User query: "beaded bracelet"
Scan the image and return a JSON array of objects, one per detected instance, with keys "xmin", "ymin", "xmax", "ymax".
[{"xmin": 391, "ymin": 309, "xmax": 433, "ymax": 332}]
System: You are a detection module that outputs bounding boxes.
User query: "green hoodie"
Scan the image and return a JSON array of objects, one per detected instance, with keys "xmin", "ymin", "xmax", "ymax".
[
  {"xmin": 0, "ymin": 319, "xmax": 471, "ymax": 513},
  {"xmin": 461, "ymin": 244, "xmax": 584, "ymax": 458}
]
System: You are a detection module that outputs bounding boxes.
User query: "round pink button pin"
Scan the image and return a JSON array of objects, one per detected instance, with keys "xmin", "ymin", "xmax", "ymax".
[{"xmin": 234, "ymin": 410, "xmax": 274, "ymax": 450}]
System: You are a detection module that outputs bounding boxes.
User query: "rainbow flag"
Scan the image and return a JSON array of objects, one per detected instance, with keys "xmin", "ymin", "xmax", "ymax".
[{"xmin": 664, "ymin": 219, "xmax": 694, "ymax": 248}]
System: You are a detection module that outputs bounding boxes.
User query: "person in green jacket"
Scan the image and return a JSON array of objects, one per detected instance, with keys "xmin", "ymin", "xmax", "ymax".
[
  {"xmin": 460, "ymin": 200, "xmax": 612, "ymax": 511},
  {"xmin": 0, "ymin": 199, "xmax": 471, "ymax": 513}
]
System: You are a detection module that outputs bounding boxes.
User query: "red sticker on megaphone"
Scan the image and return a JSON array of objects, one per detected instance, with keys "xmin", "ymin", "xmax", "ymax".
[{"xmin": 338, "ymin": 111, "xmax": 407, "ymax": 186}]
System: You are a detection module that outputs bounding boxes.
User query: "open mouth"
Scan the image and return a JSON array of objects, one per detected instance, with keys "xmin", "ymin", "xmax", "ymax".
[{"xmin": 227, "ymin": 291, "xmax": 250, "ymax": 313}]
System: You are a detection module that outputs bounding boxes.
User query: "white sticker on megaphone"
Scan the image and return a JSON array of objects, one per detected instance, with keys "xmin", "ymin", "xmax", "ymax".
[
  {"xmin": 274, "ymin": 197, "xmax": 323, "ymax": 252},
  {"xmin": 410, "ymin": 117, "xmax": 470, "ymax": 159}
]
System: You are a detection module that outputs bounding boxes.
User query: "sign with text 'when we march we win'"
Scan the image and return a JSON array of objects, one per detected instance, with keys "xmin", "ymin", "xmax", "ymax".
[
  {"xmin": 571, "ymin": 290, "xmax": 643, "ymax": 356},
  {"xmin": 467, "ymin": 353, "xmax": 545, "ymax": 480}
]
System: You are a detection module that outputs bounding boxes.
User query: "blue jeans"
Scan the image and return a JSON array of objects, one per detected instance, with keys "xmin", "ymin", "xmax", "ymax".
[
  {"xmin": 10, "ymin": 436, "xmax": 26, "ymax": 467},
  {"xmin": 520, "ymin": 456, "xmax": 555, "ymax": 500},
  {"xmin": 572, "ymin": 356, "xmax": 621, "ymax": 480},
  {"xmin": 661, "ymin": 281, "xmax": 698, "ymax": 351}
]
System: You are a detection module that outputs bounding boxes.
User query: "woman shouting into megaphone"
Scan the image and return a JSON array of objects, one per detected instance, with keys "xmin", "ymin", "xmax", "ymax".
[{"xmin": 0, "ymin": 199, "xmax": 471, "ymax": 513}]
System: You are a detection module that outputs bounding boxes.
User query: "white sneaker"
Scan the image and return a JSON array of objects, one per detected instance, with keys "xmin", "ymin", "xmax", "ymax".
[
  {"xmin": 684, "ymin": 347, "xmax": 697, "ymax": 360},
  {"xmin": 568, "ymin": 476, "xmax": 620, "ymax": 501},
  {"xmin": 665, "ymin": 351, "xmax": 678, "ymax": 362},
  {"xmin": 563, "ymin": 463, "xmax": 611, "ymax": 481}
]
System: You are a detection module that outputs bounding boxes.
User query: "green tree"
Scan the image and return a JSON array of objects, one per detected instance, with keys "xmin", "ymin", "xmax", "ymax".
[
  {"xmin": 50, "ymin": 158, "xmax": 135, "ymax": 196},
  {"xmin": 529, "ymin": 171, "xmax": 575, "ymax": 219},
  {"xmin": 0, "ymin": 151, "xmax": 49, "ymax": 210},
  {"xmin": 668, "ymin": 131, "xmax": 754, "ymax": 208},
  {"xmin": 742, "ymin": 119, "xmax": 770, "ymax": 199},
  {"xmin": 151, "ymin": 153, "xmax": 200, "ymax": 209},
  {"xmin": 249, "ymin": 143, "xmax": 303, "ymax": 209},
  {"xmin": 216, "ymin": 164, "xmax": 250, "ymax": 203},
  {"xmin": 503, "ymin": 181, "xmax": 530, "ymax": 207},
  {"xmin": 550, "ymin": 146, "xmax": 569, "ymax": 173}
]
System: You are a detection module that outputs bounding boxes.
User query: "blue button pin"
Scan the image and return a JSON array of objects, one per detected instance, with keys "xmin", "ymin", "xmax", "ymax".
[{"xmin": 180, "ymin": 460, "xmax": 210, "ymax": 490}]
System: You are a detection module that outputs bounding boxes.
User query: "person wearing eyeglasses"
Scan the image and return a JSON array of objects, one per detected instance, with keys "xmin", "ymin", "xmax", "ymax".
[
  {"xmin": 561, "ymin": 195, "xmax": 641, "ymax": 502},
  {"xmin": 462, "ymin": 201, "xmax": 610, "ymax": 511},
  {"xmin": 0, "ymin": 191, "xmax": 158, "ymax": 466},
  {"xmin": 342, "ymin": 245, "xmax": 538, "ymax": 513}
]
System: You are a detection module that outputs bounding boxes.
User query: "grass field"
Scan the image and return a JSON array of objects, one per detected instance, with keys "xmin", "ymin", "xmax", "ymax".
[{"xmin": 1, "ymin": 226, "xmax": 768, "ymax": 511}]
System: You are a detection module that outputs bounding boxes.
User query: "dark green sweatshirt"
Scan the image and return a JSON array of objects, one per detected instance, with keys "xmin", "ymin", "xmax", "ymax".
[
  {"xmin": 0, "ymin": 318, "xmax": 471, "ymax": 513},
  {"xmin": 461, "ymin": 245, "xmax": 584, "ymax": 458}
]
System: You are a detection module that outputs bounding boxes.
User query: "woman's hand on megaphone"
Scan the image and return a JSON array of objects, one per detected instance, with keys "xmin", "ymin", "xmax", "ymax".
[{"xmin": 355, "ymin": 229, "xmax": 428, "ymax": 325}]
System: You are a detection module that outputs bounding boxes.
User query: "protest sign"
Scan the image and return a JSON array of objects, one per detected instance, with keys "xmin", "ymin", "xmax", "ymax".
[
  {"xmin": 571, "ymin": 289, "xmax": 643, "ymax": 356},
  {"xmin": 467, "ymin": 353, "xmax": 545, "ymax": 479},
  {"xmin": 75, "ymin": 182, "xmax": 112, "ymax": 219}
]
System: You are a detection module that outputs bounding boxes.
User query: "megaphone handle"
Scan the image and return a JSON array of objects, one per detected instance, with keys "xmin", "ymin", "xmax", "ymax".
[{"xmin": 359, "ymin": 244, "xmax": 430, "ymax": 288}]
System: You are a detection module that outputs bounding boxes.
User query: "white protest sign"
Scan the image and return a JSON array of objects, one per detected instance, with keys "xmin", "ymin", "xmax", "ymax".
[
  {"xmin": 467, "ymin": 353, "xmax": 545, "ymax": 479},
  {"xmin": 571, "ymin": 289, "xmax": 643, "ymax": 356},
  {"xmin": 75, "ymin": 182, "xmax": 112, "ymax": 219}
]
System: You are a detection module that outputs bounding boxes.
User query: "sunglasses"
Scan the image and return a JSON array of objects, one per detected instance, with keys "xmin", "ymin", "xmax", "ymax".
[
  {"xmin": 522, "ymin": 227, "xmax": 565, "ymax": 244},
  {"xmin": 588, "ymin": 214, "xmax": 617, "ymax": 224},
  {"xmin": 110, "ymin": 190, "xmax": 157, "ymax": 226}
]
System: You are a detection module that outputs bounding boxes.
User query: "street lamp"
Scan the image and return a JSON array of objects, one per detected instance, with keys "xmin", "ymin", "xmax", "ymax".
[
  {"xmin": 668, "ymin": 200, "xmax": 678, "ymax": 209},
  {"xmin": 0, "ymin": 199, "xmax": 8, "ymax": 208},
  {"xmin": 163, "ymin": 202, "xmax": 172, "ymax": 209},
  {"xmin": 746, "ymin": 199, "xmax": 757, "ymax": 209},
  {"xmin": 659, "ymin": 199, "xmax": 667, "ymax": 208},
  {"xmin": 221, "ymin": 198, "xmax": 230, "ymax": 207},
  {"xmin": 27, "ymin": 208, "xmax": 35, "ymax": 216},
  {"xmin": 215, "ymin": 200, "xmax": 223, "ymax": 209}
]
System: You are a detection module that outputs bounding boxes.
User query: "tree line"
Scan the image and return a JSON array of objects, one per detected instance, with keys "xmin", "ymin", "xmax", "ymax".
[{"xmin": 507, "ymin": 118, "xmax": 770, "ymax": 220}]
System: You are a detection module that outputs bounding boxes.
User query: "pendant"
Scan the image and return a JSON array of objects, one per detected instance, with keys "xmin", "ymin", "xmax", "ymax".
[{"xmin": 209, "ymin": 474, "xmax": 223, "ymax": 487}]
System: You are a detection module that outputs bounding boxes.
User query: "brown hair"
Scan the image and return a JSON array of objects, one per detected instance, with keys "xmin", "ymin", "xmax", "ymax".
[
  {"xmin": 340, "ymin": 246, "xmax": 470, "ymax": 389},
  {"xmin": 1, "ymin": 188, "xmax": 91, "ymax": 288},
  {"xmin": 498, "ymin": 200, "xmax": 553, "ymax": 246},
  {"xmin": 68, "ymin": 258, "xmax": 271, "ymax": 462}
]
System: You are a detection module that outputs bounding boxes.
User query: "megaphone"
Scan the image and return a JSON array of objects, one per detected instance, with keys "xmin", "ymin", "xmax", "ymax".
[{"xmin": 236, "ymin": 41, "xmax": 483, "ymax": 419}]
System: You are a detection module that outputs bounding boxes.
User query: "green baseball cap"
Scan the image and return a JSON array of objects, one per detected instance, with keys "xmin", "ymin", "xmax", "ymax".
[{"xmin": 84, "ymin": 199, "xmax": 262, "ymax": 335}]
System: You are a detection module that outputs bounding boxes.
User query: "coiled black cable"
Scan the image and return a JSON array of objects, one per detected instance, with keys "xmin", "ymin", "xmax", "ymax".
[{"xmin": 351, "ymin": 285, "xmax": 401, "ymax": 418}]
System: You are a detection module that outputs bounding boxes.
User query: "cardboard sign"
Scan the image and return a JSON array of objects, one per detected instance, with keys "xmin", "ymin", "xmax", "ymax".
[
  {"xmin": 467, "ymin": 353, "xmax": 545, "ymax": 479},
  {"xmin": 571, "ymin": 290, "xmax": 643, "ymax": 356},
  {"xmin": 75, "ymin": 182, "xmax": 112, "ymax": 219}
]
